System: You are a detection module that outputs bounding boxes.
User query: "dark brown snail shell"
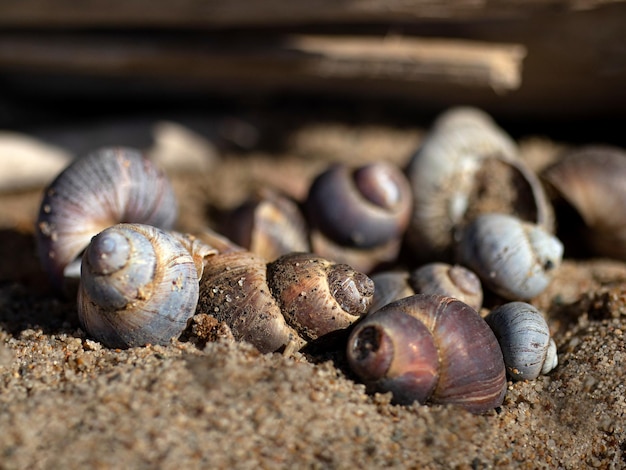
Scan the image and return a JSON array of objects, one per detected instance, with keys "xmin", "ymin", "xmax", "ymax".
[
  {"xmin": 542, "ymin": 145, "xmax": 626, "ymax": 260},
  {"xmin": 196, "ymin": 250, "xmax": 375, "ymax": 353},
  {"xmin": 305, "ymin": 162, "xmax": 412, "ymax": 273},
  {"xmin": 219, "ymin": 187, "xmax": 310, "ymax": 261},
  {"xmin": 36, "ymin": 147, "xmax": 177, "ymax": 292},
  {"xmin": 347, "ymin": 294, "xmax": 507, "ymax": 414}
]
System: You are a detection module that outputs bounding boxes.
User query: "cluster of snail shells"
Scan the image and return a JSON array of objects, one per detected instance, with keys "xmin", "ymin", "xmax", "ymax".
[
  {"xmin": 405, "ymin": 107, "xmax": 564, "ymax": 301},
  {"xmin": 362, "ymin": 262, "xmax": 558, "ymax": 381},
  {"xmin": 220, "ymin": 161, "xmax": 413, "ymax": 274},
  {"xmin": 35, "ymin": 147, "xmax": 376, "ymax": 352}
]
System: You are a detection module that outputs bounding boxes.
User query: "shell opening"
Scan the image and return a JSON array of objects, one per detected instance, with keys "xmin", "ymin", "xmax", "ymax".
[{"xmin": 348, "ymin": 324, "xmax": 392, "ymax": 382}]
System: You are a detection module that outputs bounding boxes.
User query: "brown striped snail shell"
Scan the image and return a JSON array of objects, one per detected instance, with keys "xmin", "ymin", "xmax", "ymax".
[
  {"xmin": 405, "ymin": 107, "xmax": 553, "ymax": 263},
  {"xmin": 196, "ymin": 250, "xmax": 375, "ymax": 354},
  {"xmin": 542, "ymin": 145, "xmax": 626, "ymax": 260},
  {"xmin": 484, "ymin": 302, "xmax": 558, "ymax": 380},
  {"xmin": 305, "ymin": 162, "xmax": 412, "ymax": 273},
  {"xmin": 347, "ymin": 294, "xmax": 507, "ymax": 414},
  {"xmin": 78, "ymin": 223, "xmax": 199, "ymax": 349},
  {"xmin": 219, "ymin": 187, "xmax": 311, "ymax": 261},
  {"xmin": 369, "ymin": 263, "xmax": 483, "ymax": 312},
  {"xmin": 36, "ymin": 147, "xmax": 177, "ymax": 292},
  {"xmin": 456, "ymin": 213, "xmax": 563, "ymax": 300}
]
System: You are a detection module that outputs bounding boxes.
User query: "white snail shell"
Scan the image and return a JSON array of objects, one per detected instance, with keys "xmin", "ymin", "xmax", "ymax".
[
  {"xmin": 36, "ymin": 147, "xmax": 177, "ymax": 292},
  {"xmin": 456, "ymin": 213, "xmax": 563, "ymax": 300},
  {"xmin": 78, "ymin": 223, "xmax": 199, "ymax": 349},
  {"xmin": 406, "ymin": 107, "xmax": 553, "ymax": 262},
  {"xmin": 484, "ymin": 302, "xmax": 558, "ymax": 380}
]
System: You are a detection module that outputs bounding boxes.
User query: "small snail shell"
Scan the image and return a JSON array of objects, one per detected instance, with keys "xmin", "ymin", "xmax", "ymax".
[
  {"xmin": 36, "ymin": 147, "xmax": 177, "ymax": 291},
  {"xmin": 78, "ymin": 223, "xmax": 199, "ymax": 349},
  {"xmin": 405, "ymin": 107, "xmax": 553, "ymax": 262},
  {"xmin": 484, "ymin": 302, "xmax": 558, "ymax": 380},
  {"xmin": 369, "ymin": 263, "xmax": 483, "ymax": 312},
  {"xmin": 196, "ymin": 251, "xmax": 374, "ymax": 353},
  {"xmin": 305, "ymin": 162, "xmax": 412, "ymax": 273},
  {"xmin": 369, "ymin": 271, "xmax": 414, "ymax": 313},
  {"xmin": 347, "ymin": 294, "xmax": 507, "ymax": 414},
  {"xmin": 542, "ymin": 145, "xmax": 626, "ymax": 260},
  {"xmin": 220, "ymin": 187, "xmax": 310, "ymax": 261},
  {"xmin": 456, "ymin": 213, "xmax": 563, "ymax": 300},
  {"xmin": 409, "ymin": 263, "xmax": 483, "ymax": 312}
]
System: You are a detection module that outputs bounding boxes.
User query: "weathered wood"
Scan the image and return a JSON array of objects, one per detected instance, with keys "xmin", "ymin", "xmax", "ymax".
[
  {"xmin": 0, "ymin": 33, "xmax": 526, "ymax": 93},
  {"xmin": 0, "ymin": 0, "xmax": 620, "ymax": 28},
  {"xmin": 0, "ymin": 0, "xmax": 615, "ymax": 27}
]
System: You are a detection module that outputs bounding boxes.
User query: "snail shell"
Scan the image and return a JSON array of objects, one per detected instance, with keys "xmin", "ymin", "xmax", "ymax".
[
  {"xmin": 36, "ymin": 147, "xmax": 177, "ymax": 291},
  {"xmin": 369, "ymin": 263, "xmax": 483, "ymax": 312},
  {"xmin": 456, "ymin": 213, "xmax": 563, "ymax": 300},
  {"xmin": 220, "ymin": 187, "xmax": 310, "ymax": 261},
  {"xmin": 78, "ymin": 223, "xmax": 199, "ymax": 349},
  {"xmin": 196, "ymin": 251, "xmax": 375, "ymax": 353},
  {"xmin": 542, "ymin": 145, "xmax": 626, "ymax": 260},
  {"xmin": 406, "ymin": 107, "xmax": 553, "ymax": 262},
  {"xmin": 347, "ymin": 294, "xmax": 507, "ymax": 414},
  {"xmin": 305, "ymin": 162, "xmax": 412, "ymax": 273},
  {"xmin": 484, "ymin": 302, "xmax": 558, "ymax": 380}
]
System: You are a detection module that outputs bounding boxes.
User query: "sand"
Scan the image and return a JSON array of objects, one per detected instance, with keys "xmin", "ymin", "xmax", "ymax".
[{"xmin": 0, "ymin": 117, "xmax": 625, "ymax": 469}]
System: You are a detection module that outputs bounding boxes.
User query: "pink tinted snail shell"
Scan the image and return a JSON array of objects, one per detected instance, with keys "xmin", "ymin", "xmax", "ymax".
[
  {"xmin": 36, "ymin": 147, "xmax": 177, "ymax": 292},
  {"xmin": 305, "ymin": 162, "xmax": 412, "ymax": 273},
  {"xmin": 78, "ymin": 223, "xmax": 201, "ymax": 349},
  {"xmin": 484, "ymin": 302, "xmax": 558, "ymax": 380},
  {"xmin": 369, "ymin": 263, "xmax": 483, "ymax": 312},
  {"xmin": 405, "ymin": 107, "xmax": 553, "ymax": 263},
  {"xmin": 456, "ymin": 213, "xmax": 563, "ymax": 300},
  {"xmin": 347, "ymin": 294, "xmax": 507, "ymax": 414}
]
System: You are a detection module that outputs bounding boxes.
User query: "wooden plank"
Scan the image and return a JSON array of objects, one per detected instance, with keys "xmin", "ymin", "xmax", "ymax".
[
  {"xmin": 0, "ymin": 0, "xmax": 620, "ymax": 28},
  {"xmin": 0, "ymin": 33, "xmax": 526, "ymax": 93}
]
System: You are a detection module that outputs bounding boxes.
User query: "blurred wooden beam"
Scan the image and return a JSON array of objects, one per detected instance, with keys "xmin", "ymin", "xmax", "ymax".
[
  {"xmin": 0, "ymin": 33, "xmax": 526, "ymax": 93},
  {"xmin": 0, "ymin": 0, "xmax": 620, "ymax": 28}
]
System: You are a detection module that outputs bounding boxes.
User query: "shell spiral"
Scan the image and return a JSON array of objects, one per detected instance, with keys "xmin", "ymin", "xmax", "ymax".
[
  {"xmin": 78, "ymin": 223, "xmax": 199, "ymax": 349},
  {"xmin": 36, "ymin": 147, "xmax": 178, "ymax": 291}
]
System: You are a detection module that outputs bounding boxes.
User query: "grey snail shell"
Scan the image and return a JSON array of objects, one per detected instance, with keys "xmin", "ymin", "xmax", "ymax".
[
  {"xmin": 36, "ymin": 147, "xmax": 177, "ymax": 292},
  {"xmin": 405, "ymin": 107, "xmax": 553, "ymax": 263},
  {"xmin": 542, "ymin": 145, "xmax": 626, "ymax": 261},
  {"xmin": 78, "ymin": 223, "xmax": 199, "ymax": 349},
  {"xmin": 456, "ymin": 213, "xmax": 563, "ymax": 300},
  {"xmin": 196, "ymin": 250, "xmax": 375, "ymax": 354},
  {"xmin": 305, "ymin": 162, "xmax": 413, "ymax": 273},
  {"xmin": 369, "ymin": 263, "xmax": 483, "ymax": 312},
  {"xmin": 484, "ymin": 302, "xmax": 558, "ymax": 380},
  {"xmin": 347, "ymin": 294, "xmax": 507, "ymax": 414}
]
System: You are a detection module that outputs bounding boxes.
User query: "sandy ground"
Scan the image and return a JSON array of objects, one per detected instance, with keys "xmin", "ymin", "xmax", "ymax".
[{"xmin": 0, "ymin": 116, "xmax": 625, "ymax": 469}]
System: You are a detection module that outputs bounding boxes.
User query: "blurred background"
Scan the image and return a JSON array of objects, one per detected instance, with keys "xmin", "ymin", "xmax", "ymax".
[{"xmin": 1, "ymin": 0, "xmax": 625, "ymax": 154}]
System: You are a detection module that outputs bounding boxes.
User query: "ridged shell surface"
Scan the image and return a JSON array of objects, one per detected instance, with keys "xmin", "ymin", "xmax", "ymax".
[
  {"xmin": 36, "ymin": 147, "xmax": 177, "ymax": 290},
  {"xmin": 78, "ymin": 224, "xmax": 199, "ymax": 349}
]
